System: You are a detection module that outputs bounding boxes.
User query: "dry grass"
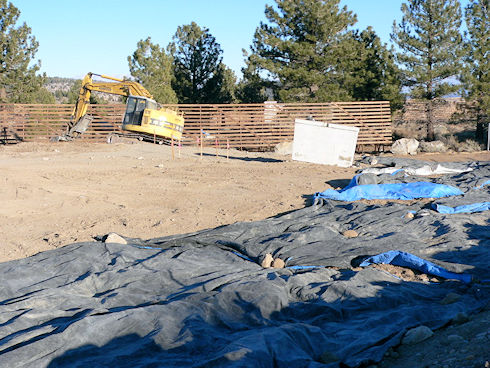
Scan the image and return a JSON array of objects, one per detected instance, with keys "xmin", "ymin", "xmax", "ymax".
[{"xmin": 393, "ymin": 121, "xmax": 485, "ymax": 152}]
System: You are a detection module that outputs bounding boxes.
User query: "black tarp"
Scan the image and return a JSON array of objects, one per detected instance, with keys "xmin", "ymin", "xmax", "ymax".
[{"xmin": 0, "ymin": 160, "xmax": 489, "ymax": 367}]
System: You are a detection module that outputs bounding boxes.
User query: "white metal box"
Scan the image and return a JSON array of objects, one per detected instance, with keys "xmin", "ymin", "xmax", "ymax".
[{"xmin": 292, "ymin": 119, "xmax": 359, "ymax": 167}]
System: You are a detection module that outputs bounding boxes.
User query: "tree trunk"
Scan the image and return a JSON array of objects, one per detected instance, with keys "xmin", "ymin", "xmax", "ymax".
[
  {"xmin": 426, "ymin": 100, "xmax": 435, "ymax": 141},
  {"xmin": 476, "ymin": 121, "xmax": 484, "ymax": 142},
  {"xmin": 475, "ymin": 106, "xmax": 486, "ymax": 143}
]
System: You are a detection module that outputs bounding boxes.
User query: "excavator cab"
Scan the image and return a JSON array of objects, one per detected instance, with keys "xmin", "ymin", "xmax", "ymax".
[
  {"xmin": 123, "ymin": 96, "xmax": 149, "ymax": 126},
  {"xmin": 122, "ymin": 96, "xmax": 184, "ymax": 140}
]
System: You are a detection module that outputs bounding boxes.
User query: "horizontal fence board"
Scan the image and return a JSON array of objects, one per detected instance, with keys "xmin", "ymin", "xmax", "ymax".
[{"xmin": 0, "ymin": 102, "xmax": 392, "ymax": 150}]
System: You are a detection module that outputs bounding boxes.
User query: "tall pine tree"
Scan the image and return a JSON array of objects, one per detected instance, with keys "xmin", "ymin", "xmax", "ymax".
[
  {"xmin": 343, "ymin": 27, "xmax": 403, "ymax": 109},
  {"xmin": 169, "ymin": 22, "xmax": 235, "ymax": 103},
  {"xmin": 0, "ymin": 0, "xmax": 49, "ymax": 103},
  {"xmin": 391, "ymin": 0, "xmax": 464, "ymax": 141},
  {"xmin": 128, "ymin": 37, "xmax": 177, "ymax": 104},
  {"xmin": 463, "ymin": 0, "xmax": 489, "ymax": 142},
  {"xmin": 244, "ymin": 0, "xmax": 401, "ymax": 105},
  {"xmin": 237, "ymin": 56, "xmax": 269, "ymax": 103},
  {"xmin": 246, "ymin": 0, "xmax": 357, "ymax": 102}
]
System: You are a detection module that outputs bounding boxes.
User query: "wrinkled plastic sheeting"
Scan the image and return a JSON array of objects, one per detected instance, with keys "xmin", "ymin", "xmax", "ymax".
[
  {"xmin": 0, "ymin": 161, "xmax": 489, "ymax": 368},
  {"xmin": 316, "ymin": 160, "xmax": 490, "ymax": 202}
]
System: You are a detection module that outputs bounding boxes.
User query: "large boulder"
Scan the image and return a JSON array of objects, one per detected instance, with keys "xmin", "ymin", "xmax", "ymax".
[
  {"xmin": 274, "ymin": 141, "xmax": 293, "ymax": 155},
  {"xmin": 391, "ymin": 138, "xmax": 419, "ymax": 155}
]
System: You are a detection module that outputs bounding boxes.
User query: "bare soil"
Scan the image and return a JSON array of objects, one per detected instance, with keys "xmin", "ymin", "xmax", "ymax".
[
  {"xmin": 0, "ymin": 141, "xmax": 488, "ymax": 367},
  {"xmin": 1, "ymin": 141, "xmax": 360, "ymax": 263}
]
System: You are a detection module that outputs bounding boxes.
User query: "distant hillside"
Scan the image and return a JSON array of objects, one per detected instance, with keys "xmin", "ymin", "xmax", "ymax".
[{"xmin": 44, "ymin": 77, "xmax": 123, "ymax": 104}]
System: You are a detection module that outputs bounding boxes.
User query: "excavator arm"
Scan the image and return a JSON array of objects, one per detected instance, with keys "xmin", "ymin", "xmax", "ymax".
[
  {"xmin": 70, "ymin": 73, "xmax": 154, "ymax": 129},
  {"xmin": 62, "ymin": 72, "xmax": 184, "ymax": 142}
]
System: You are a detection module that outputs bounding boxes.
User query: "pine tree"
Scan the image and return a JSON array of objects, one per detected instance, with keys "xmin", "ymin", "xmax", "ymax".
[
  {"xmin": 0, "ymin": 0, "xmax": 47, "ymax": 103},
  {"xmin": 128, "ymin": 37, "xmax": 177, "ymax": 104},
  {"xmin": 391, "ymin": 0, "xmax": 464, "ymax": 140},
  {"xmin": 213, "ymin": 63, "xmax": 238, "ymax": 103},
  {"xmin": 463, "ymin": 0, "xmax": 489, "ymax": 142},
  {"xmin": 169, "ymin": 22, "xmax": 235, "ymax": 103},
  {"xmin": 344, "ymin": 28, "xmax": 403, "ymax": 109},
  {"xmin": 236, "ymin": 56, "xmax": 269, "ymax": 103},
  {"xmin": 246, "ymin": 0, "xmax": 357, "ymax": 102},
  {"xmin": 29, "ymin": 87, "xmax": 55, "ymax": 104},
  {"xmin": 67, "ymin": 80, "xmax": 104, "ymax": 105}
]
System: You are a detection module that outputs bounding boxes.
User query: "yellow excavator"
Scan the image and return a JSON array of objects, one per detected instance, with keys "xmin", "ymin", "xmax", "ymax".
[{"xmin": 65, "ymin": 73, "xmax": 184, "ymax": 141}]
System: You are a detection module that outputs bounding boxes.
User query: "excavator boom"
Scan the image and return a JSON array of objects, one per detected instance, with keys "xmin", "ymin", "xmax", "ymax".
[
  {"xmin": 66, "ymin": 73, "xmax": 184, "ymax": 142},
  {"xmin": 70, "ymin": 73, "xmax": 153, "ymax": 127}
]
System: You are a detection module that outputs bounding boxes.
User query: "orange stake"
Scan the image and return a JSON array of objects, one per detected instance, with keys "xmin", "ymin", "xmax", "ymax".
[
  {"xmin": 200, "ymin": 129, "xmax": 203, "ymax": 160},
  {"xmin": 171, "ymin": 136, "xmax": 175, "ymax": 160}
]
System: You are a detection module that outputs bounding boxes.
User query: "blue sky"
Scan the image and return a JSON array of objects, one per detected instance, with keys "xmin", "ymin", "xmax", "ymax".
[{"xmin": 16, "ymin": 0, "xmax": 467, "ymax": 80}]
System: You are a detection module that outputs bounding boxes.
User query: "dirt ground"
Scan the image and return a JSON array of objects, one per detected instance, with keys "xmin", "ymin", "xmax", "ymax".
[
  {"xmin": 0, "ymin": 141, "xmax": 489, "ymax": 367},
  {"xmin": 0, "ymin": 141, "xmax": 363, "ymax": 263}
]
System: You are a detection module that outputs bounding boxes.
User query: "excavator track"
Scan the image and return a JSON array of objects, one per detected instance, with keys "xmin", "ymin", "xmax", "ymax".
[{"xmin": 107, "ymin": 131, "xmax": 175, "ymax": 145}]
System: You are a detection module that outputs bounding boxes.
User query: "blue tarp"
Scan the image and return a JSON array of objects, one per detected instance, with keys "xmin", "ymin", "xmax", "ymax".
[
  {"xmin": 315, "ymin": 182, "xmax": 463, "ymax": 202},
  {"xmin": 359, "ymin": 250, "xmax": 472, "ymax": 283},
  {"xmin": 432, "ymin": 202, "xmax": 490, "ymax": 214}
]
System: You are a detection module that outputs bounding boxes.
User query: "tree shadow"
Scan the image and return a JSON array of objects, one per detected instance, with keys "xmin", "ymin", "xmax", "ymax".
[
  {"xmin": 326, "ymin": 178, "xmax": 351, "ymax": 189},
  {"xmin": 431, "ymin": 218, "xmax": 490, "ymax": 280},
  {"xmin": 194, "ymin": 152, "xmax": 283, "ymax": 163},
  {"xmin": 47, "ymin": 333, "xmax": 167, "ymax": 368}
]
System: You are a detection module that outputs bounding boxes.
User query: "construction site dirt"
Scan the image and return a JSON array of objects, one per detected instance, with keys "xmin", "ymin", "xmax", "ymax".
[{"xmin": 0, "ymin": 141, "xmax": 488, "ymax": 367}]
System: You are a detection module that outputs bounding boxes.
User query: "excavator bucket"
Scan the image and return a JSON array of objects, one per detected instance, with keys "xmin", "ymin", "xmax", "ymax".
[{"xmin": 68, "ymin": 115, "xmax": 94, "ymax": 137}]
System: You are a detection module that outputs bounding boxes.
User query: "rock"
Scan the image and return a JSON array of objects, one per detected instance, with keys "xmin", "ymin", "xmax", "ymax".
[
  {"xmin": 447, "ymin": 334, "xmax": 466, "ymax": 343},
  {"xmin": 224, "ymin": 348, "xmax": 251, "ymax": 361},
  {"xmin": 419, "ymin": 140, "xmax": 447, "ymax": 153},
  {"xmin": 401, "ymin": 325, "xmax": 433, "ymax": 345},
  {"xmin": 343, "ymin": 230, "xmax": 359, "ymax": 238},
  {"xmin": 260, "ymin": 253, "xmax": 274, "ymax": 268},
  {"xmin": 274, "ymin": 141, "xmax": 293, "ymax": 155},
  {"xmin": 440, "ymin": 292, "xmax": 461, "ymax": 305},
  {"xmin": 357, "ymin": 173, "xmax": 379, "ymax": 185},
  {"xmin": 271, "ymin": 258, "xmax": 285, "ymax": 268},
  {"xmin": 476, "ymin": 331, "xmax": 489, "ymax": 340},
  {"xmin": 391, "ymin": 138, "xmax": 419, "ymax": 155},
  {"xmin": 319, "ymin": 351, "xmax": 339, "ymax": 364},
  {"xmin": 405, "ymin": 212, "xmax": 415, "ymax": 219},
  {"xmin": 451, "ymin": 312, "xmax": 469, "ymax": 324},
  {"xmin": 104, "ymin": 232, "xmax": 127, "ymax": 244}
]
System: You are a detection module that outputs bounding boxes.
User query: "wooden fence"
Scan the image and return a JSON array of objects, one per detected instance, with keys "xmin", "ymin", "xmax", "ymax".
[{"xmin": 0, "ymin": 101, "xmax": 392, "ymax": 149}]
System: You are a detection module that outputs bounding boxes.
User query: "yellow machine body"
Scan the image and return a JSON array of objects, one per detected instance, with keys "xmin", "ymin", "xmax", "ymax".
[{"xmin": 122, "ymin": 96, "xmax": 184, "ymax": 140}]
